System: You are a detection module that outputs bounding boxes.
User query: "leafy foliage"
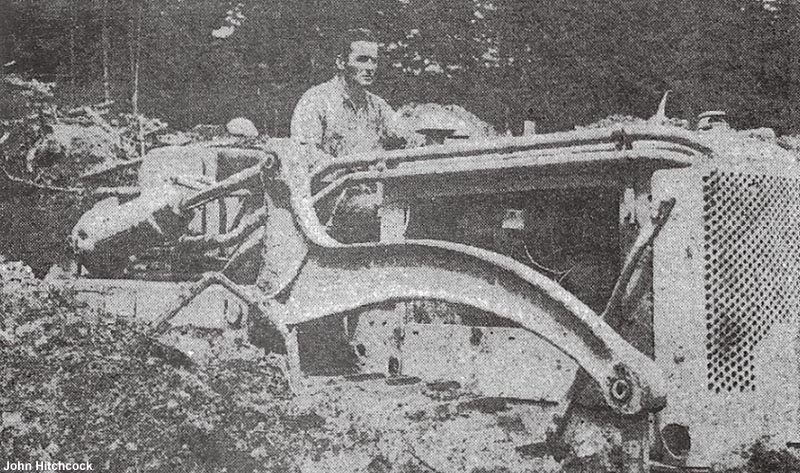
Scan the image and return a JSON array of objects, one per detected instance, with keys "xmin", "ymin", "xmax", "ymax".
[{"xmin": 4, "ymin": 0, "xmax": 800, "ymax": 134}]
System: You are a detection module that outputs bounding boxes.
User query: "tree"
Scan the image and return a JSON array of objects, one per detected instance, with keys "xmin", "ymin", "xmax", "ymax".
[{"xmin": 5, "ymin": 0, "xmax": 800, "ymax": 134}]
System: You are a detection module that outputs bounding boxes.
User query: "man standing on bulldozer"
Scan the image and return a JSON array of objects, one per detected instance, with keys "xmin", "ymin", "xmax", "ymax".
[
  {"xmin": 290, "ymin": 28, "xmax": 407, "ymax": 243},
  {"xmin": 290, "ymin": 28, "xmax": 404, "ymax": 159},
  {"xmin": 285, "ymin": 28, "xmax": 412, "ymax": 371}
]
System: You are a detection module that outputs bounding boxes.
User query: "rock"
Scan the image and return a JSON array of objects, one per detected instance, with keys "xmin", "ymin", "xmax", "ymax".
[
  {"xmin": 0, "ymin": 260, "xmax": 36, "ymax": 283},
  {"xmin": 226, "ymin": 117, "xmax": 259, "ymax": 137},
  {"xmin": 396, "ymin": 103, "xmax": 498, "ymax": 142}
]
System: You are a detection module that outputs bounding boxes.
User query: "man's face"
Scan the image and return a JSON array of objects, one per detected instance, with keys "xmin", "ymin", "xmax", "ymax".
[{"xmin": 339, "ymin": 40, "xmax": 379, "ymax": 87}]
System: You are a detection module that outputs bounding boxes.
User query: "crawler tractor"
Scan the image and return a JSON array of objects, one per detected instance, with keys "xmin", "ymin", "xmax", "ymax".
[{"xmin": 68, "ymin": 121, "xmax": 800, "ymax": 472}]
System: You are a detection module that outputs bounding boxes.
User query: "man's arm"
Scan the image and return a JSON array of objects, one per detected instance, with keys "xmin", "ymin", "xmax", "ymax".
[
  {"xmin": 375, "ymin": 96, "xmax": 424, "ymax": 149},
  {"xmin": 372, "ymin": 95, "xmax": 410, "ymax": 150},
  {"xmin": 290, "ymin": 91, "xmax": 325, "ymax": 146}
]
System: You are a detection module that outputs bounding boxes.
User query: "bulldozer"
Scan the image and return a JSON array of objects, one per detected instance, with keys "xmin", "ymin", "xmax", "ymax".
[{"xmin": 65, "ymin": 115, "xmax": 800, "ymax": 472}]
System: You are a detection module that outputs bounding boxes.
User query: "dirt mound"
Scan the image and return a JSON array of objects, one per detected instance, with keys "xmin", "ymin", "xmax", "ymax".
[
  {"xmin": 396, "ymin": 103, "xmax": 499, "ymax": 140},
  {"xmin": 25, "ymin": 123, "xmax": 130, "ymax": 178},
  {"xmin": 3, "ymin": 275, "xmax": 549, "ymax": 473},
  {"xmin": 0, "ymin": 259, "xmax": 36, "ymax": 284},
  {"xmin": 0, "ymin": 277, "xmax": 295, "ymax": 472},
  {"xmin": 2, "ymin": 272, "xmax": 797, "ymax": 472}
]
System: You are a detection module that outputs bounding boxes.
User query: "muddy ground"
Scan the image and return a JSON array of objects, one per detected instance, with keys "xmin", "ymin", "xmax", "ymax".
[
  {"xmin": 0, "ymin": 269, "xmax": 563, "ymax": 473},
  {"xmin": 1, "ymin": 269, "xmax": 799, "ymax": 473}
]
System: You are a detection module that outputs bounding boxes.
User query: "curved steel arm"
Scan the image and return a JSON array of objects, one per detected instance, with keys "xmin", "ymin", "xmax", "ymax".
[
  {"xmin": 265, "ymin": 241, "xmax": 666, "ymax": 416},
  {"xmin": 255, "ymin": 147, "xmax": 667, "ymax": 416}
]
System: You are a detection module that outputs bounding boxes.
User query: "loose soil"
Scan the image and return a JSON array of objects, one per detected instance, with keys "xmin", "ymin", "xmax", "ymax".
[{"xmin": 2, "ymin": 271, "xmax": 798, "ymax": 472}]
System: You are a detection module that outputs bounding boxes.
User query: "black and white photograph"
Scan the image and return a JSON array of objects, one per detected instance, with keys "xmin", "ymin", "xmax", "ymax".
[{"xmin": 1, "ymin": 1, "xmax": 800, "ymax": 471}]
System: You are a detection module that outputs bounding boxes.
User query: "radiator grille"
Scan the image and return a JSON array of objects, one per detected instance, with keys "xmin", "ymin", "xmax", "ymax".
[{"xmin": 703, "ymin": 170, "xmax": 800, "ymax": 393}]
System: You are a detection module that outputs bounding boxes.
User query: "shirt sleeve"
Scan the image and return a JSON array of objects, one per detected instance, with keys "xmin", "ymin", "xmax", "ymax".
[
  {"xmin": 373, "ymin": 95, "xmax": 402, "ymax": 139},
  {"xmin": 290, "ymin": 91, "xmax": 325, "ymax": 146},
  {"xmin": 375, "ymin": 96, "xmax": 424, "ymax": 148}
]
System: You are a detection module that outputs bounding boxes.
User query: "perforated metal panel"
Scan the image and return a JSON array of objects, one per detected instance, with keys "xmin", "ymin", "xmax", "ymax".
[
  {"xmin": 655, "ymin": 165, "xmax": 800, "ymax": 467},
  {"xmin": 702, "ymin": 170, "xmax": 800, "ymax": 393}
]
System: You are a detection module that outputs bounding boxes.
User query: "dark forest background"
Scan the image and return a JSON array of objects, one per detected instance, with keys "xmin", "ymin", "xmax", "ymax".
[{"xmin": 3, "ymin": 0, "xmax": 800, "ymax": 135}]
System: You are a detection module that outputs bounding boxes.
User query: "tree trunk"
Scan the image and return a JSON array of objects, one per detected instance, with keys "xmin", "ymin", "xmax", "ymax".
[
  {"xmin": 129, "ymin": 2, "xmax": 144, "ymax": 156},
  {"xmin": 102, "ymin": 0, "xmax": 111, "ymax": 102},
  {"xmin": 69, "ymin": 9, "xmax": 77, "ymax": 99},
  {"xmin": 128, "ymin": 6, "xmax": 134, "ymax": 109}
]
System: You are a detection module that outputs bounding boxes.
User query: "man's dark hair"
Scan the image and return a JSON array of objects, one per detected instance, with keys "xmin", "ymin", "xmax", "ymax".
[{"xmin": 337, "ymin": 28, "xmax": 379, "ymax": 58}]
